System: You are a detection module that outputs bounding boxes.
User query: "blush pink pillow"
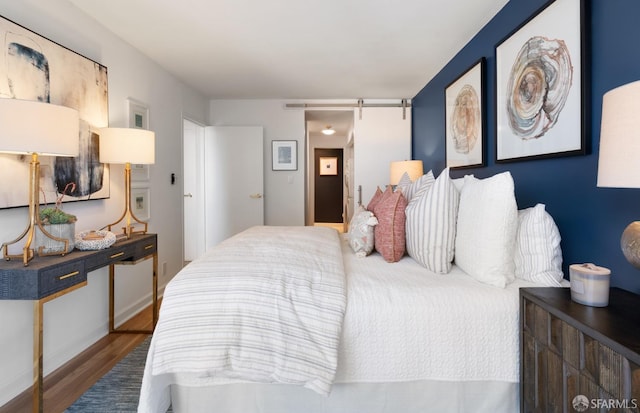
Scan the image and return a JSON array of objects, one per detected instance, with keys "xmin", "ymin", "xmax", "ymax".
[
  {"xmin": 366, "ymin": 187, "xmax": 384, "ymax": 212},
  {"xmin": 374, "ymin": 189, "xmax": 408, "ymax": 262}
]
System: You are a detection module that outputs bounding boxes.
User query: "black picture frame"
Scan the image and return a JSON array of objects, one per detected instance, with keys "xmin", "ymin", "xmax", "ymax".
[
  {"xmin": 495, "ymin": 0, "xmax": 587, "ymax": 163},
  {"xmin": 445, "ymin": 57, "xmax": 486, "ymax": 169}
]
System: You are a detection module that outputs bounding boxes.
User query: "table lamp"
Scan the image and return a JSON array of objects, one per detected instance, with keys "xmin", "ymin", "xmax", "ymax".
[
  {"xmin": 99, "ymin": 127, "xmax": 155, "ymax": 238},
  {"xmin": 0, "ymin": 99, "xmax": 79, "ymax": 266},
  {"xmin": 390, "ymin": 160, "xmax": 424, "ymax": 185},
  {"xmin": 596, "ymin": 80, "xmax": 640, "ymax": 267}
]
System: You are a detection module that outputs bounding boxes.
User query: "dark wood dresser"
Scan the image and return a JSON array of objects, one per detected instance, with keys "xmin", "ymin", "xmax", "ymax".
[{"xmin": 520, "ymin": 287, "xmax": 640, "ymax": 413}]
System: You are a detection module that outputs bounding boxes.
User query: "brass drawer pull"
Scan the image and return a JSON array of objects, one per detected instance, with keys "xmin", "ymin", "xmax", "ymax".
[
  {"xmin": 59, "ymin": 271, "xmax": 80, "ymax": 281},
  {"xmin": 110, "ymin": 252, "xmax": 125, "ymax": 259},
  {"xmin": 144, "ymin": 244, "xmax": 154, "ymax": 250}
]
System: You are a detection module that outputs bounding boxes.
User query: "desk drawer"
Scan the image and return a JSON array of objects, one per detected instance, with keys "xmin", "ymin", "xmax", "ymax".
[
  {"xmin": 133, "ymin": 237, "xmax": 157, "ymax": 260},
  {"xmin": 85, "ymin": 244, "xmax": 136, "ymax": 271},
  {"xmin": 40, "ymin": 261, "xmax": 86, "ymax": 296}
]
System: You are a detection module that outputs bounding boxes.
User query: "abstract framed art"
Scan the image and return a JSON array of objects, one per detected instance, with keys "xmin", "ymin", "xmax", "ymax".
[
  {"xmin": 495, "ymin": 0, "xmax": 586, "ymax": 162},
  {"xmin": 272, "ymin": 140, "xmax": 297, "ymax": 171},
  {"xmin": 0, "ymin": 15, "xmax": 110, "ymax": 208},
  {"xmin": 445, "ymin": 57, "xmax": 486, "ymax": 169}
]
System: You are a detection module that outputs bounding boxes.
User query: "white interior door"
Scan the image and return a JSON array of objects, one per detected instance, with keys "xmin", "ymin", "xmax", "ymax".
[
  {"xmin": 183, "ymin": 119, "xmax": 206, "ymax": 261},
  {"xmin": 204, "ymin": 126, "xmax": 264, "ymax": 248}
]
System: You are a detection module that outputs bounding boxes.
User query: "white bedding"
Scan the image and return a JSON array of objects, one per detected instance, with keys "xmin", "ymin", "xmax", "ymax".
[
  {"xmin": 139, "ymin": 226, "xmax": 346, "ymax": 413},
  {"xmin": 336, "ymin": 234, "xmax": 541, "ymax": 384},
  {"xmin": 139, "ymin": 226, "xmax": 549, "ymax": 413}
]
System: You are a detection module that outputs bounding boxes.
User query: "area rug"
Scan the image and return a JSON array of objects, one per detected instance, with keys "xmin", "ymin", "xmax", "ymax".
[{"xmin": 65, "ymin": 336, "xmax": 171, "ymax": 412}]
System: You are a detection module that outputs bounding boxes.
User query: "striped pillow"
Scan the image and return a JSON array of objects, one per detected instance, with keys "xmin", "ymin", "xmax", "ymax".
[
  {"xmin": 514, "ymin": 204, "xmax": 563, "ymax": 286},
  {"xmin": 395, "ymin": 172, "xmax": 412, "ymax": 196},
  {"xmin": 405, "ymin": 168, "xmax": 458, "ymax": 273},
  {"xmin": 374, "ymin": 189, "xmax": 408, "ymax": 262},
  {"xmin": 401, "ymin": 172, "xmax": 436, "ymax": 203}
]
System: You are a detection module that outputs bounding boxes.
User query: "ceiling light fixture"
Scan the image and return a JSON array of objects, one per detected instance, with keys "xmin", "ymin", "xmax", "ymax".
[{"xmin": 322, "ymin": 125, "xmax": 336, "ymax": 135}]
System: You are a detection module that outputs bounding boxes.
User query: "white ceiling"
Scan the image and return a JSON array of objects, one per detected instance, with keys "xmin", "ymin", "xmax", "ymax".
[{"xmin": 66, "ymin": 0, "xmax": 508, "ymax": 100}]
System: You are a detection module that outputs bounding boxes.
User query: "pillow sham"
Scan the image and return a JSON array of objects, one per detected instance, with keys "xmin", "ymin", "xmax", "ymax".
[
  {"xmin": 374, "ymin": 189, "xmax": 408, "ymax": 262},
  {"xmin": 454, "ymin": 171, "xmax": 518, "ymax": 288},
  {"xmin": 347, "ymin": 205, "xmax": 379, "ymax": 257},
  {"xmin": 405, "ymin": 168, "xmax": 458, "ymax": 273},
  {"xmin": 514, "ymin": 204, "xmax": 564, "ymax": 286}
]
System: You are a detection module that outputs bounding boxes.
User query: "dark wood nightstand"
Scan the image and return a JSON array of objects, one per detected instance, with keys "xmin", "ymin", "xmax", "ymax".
[{"xmin": 520, "ymin": 287, "xmax": 640, "ymax": 413}]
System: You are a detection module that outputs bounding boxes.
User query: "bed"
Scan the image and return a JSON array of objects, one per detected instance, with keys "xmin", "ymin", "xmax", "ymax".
[{"xmin": 138, "ymin": 170, "xmax": 566, "ymax": 413}]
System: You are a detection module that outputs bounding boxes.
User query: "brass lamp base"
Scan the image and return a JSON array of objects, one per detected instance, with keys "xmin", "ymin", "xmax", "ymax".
[
  {"xmin": 621, "ymin": 221, "xmax": 640, "ymax": 268},
  {"xmin": 1, "ymin": 154, "xmax": 71, "ymax": 266},
  {"xmin": 105, "ymin": 162, "xmax": 148, "ymax": 239}
]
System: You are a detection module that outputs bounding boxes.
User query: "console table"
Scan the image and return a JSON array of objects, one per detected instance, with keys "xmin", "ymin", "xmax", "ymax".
[{"xmin": 0, "ymin": 233, "xmax": 158, "ymax": 413}]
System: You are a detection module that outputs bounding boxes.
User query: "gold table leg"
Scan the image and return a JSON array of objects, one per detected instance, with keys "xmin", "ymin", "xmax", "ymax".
[
  {"xmin": 33, "ymin": 300, "xmax": 43, "ymax": 413},
  {"xmin": 109, "ymin": 251, "xmax": 158, "ymax": 334}
]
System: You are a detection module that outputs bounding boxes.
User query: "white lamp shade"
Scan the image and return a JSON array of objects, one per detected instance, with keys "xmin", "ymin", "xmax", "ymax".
[
  {"xmin": 390, "ymin": 160, "xmax": 424, "ymax": 185},
  {"xmin": 99, "ymin": 127, "xmax": 155, "ymax": 164},
  {"xmin": 597, "ymin": 80, "xmax": 640, "ymax": 188},
  {"xmin": 0, "ymin": 98, "xmax": 79, "ymax": 156}
]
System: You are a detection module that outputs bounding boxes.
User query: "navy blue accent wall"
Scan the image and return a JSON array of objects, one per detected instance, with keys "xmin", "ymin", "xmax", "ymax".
[{"xmin": 412, "ymin": 0, "xmax": 640, "ymax": 293}]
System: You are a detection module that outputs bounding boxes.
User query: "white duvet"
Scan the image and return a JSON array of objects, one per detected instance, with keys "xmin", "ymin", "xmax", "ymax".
[
  {"xmin": 139, "ymin": 227, "xmax": 540, "ymax": 413},
  {"xmin": 138, "ymin": 226, "xmax": 346, "ymax": 413}
]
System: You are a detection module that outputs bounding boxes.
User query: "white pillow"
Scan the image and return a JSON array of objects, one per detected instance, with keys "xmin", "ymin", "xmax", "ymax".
[
  {"xmin": 514, "ymin": 204, "xmax": 563, "ymax": 286},
  {"xmin": 455, "ymin": 172, "xmax": 518, "ymax": 287},
  {"xmin": 406, "ymin": 168, "xmax": 459, "ymax": 273},
  {"xmin": 347, "ymin": 205, "xmax": 378, "ymax": 257}
]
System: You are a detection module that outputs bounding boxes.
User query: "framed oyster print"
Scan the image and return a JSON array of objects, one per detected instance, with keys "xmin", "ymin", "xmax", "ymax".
[
  {"xmin": 445, "ymin": 57, "xmax": 486, "ymax": 169},
  {"xmin": 495, "ymin": 0, "xmax": 586, "ymax": 162}
]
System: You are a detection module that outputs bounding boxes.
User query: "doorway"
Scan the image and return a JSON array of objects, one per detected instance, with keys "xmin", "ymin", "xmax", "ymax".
[
  {"xmin": 314, "ymin": 148, "xmax": 343, "ymax": 223},
  {"xmin": 304, "ymin": 110, "xmax": 354, "ymax": 231}
]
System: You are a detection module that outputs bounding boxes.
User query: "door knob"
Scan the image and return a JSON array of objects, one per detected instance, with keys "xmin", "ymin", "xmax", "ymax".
[
  {"xmin": 249, "ymin": 193, "xmax": 263, "ymax": 199},
  {"xmin": 184, "ymin": 193, "xmax": 193, "ymax": 198}
]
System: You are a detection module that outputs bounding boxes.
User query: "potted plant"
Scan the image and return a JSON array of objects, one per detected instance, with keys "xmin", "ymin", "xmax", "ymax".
[{"xmin": 34, "ymin": 183, "xmax": 77, "ymax": 254}]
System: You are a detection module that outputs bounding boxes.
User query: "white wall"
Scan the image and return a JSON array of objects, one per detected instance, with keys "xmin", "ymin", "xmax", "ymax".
[
  {"xmin": 209, "ymin": 101, "xmax": 412, "ymax": 228},
  {"xmin": 210, "ymin": 100, "xmax": 306, "ymax": 226},
  {"xmin": 0, "ymin": 0, "xmax": 209, "ymax": 404}
]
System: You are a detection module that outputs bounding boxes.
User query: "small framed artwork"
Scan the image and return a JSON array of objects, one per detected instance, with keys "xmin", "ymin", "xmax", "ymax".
[
  {"xmin": 445, "ymin": 57, "xmax": 486, "ymax": 169},
  {"xmin": 272, "ymin": 140, "xmax": 298, "ymax": 171},
  {"xmin": 495, "ymin": 0, "xmax": 586, "ymax": 162},
  {"xmin": 127, "ymin": 97, "xmax": 149, "ymax": 130},
  {"xmin": 127, "ymin": 98, "xmax": 151, "ymax": 181},
  {"xmin": 131, "ymin": 184, "xmax": 150, "ymax": 221},
  {"xmin": 319, "ymin": 157, "xmax": 338, "ymax": 175}
]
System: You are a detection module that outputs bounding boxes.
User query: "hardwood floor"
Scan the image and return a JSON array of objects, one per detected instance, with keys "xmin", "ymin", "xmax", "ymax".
[{"xmin": 0, "ymin": 302, "xmax": 155, "ymax": 413}]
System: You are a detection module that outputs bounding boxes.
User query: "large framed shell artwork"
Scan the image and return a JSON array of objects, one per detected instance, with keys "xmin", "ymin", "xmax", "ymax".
[
  {"xmin": 0, "ymin": 15, "xmax": 109, "ymax": 209},
  {"xmin": 445, "ymin": 57, "xmax": 486, "ymax": 169},
  {"xmin": 495, "ymin": 0, "xmax": 586, "ymax": 162}
]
